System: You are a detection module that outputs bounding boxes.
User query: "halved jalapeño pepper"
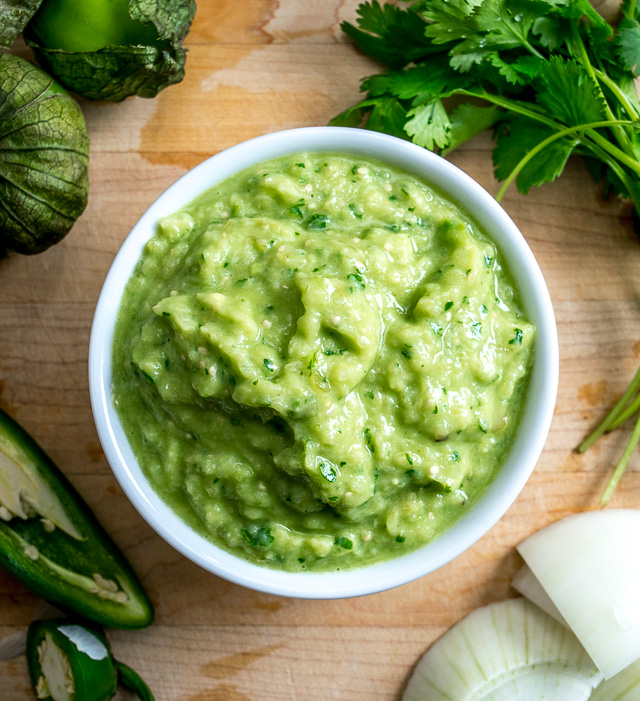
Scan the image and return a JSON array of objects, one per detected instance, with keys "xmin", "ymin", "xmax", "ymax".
[
  {"xmin": 0, "ymin": 408, "xmax": 153, "ymax": 628},
  {"xmin": 26, "ymin": 618, "xmax": 155, "ymax": 701}
]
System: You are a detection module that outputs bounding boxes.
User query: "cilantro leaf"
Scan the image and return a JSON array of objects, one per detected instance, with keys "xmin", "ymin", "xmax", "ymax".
[
  {"xmin": 341, "ymin": 1, "xmax": 434, "ymax": 68},
  {"xmin": 440, "ymin": 0, "xmax": 549, "ymax": 69},
  {"xmin": 510, "ymin": 54, "xmax": 547, "ymax": 81},
  {"xmin": 364, "ymin": 96, "xmax": 409, "ymax": 139},
  {"xmin": 616, "ymin": 18, "xmax": 640, "ymax": 77},
  {"xmin": 450, "ymin": 47, "xmax": 491, "ymax": 72},
  {"xmin": 486, "ymin": 54, "xmax": 530, "ymax": 85},
  {"xmin": 330, "ymin": 95, "xmax": 409, "ymax": 139},
  {"xmin": 319, "ymin": 459, "xmax": 337, "ymax": 483},
  {"xmin": 536, "ymin": 56, "xmax": 607, "ymax": 126},
  {"xmin": 442, "ymin": 103, "xmax": 501, "ymax": 155},
  {"xmin": 563, "ymin": 0, "xmax": 614, "ymax": 44},
  {"xmin": 421, "ymin": 0, "xmax": 484, "ymax": 45},
  {"xmin": 531, "ymin": 15, "xmax": 571, "ymax": 50},
  {"xmin": 472, "ymin": 0, "xmax": 541, "ymax": 50},
  {"xmin": 241, "ymin": 526, "xmax": 274, "ymax": 548},
  {"xmin": 330, "ymin": 98, "xmax": 381, "ymax": 127},
  {"xmin": 405, "ymin": 99, "xmax": 451, "ymax": 150},
  {"xmin": 363, "ymin": 60, "xmax": 470, "ymax": 100},
  {"xmin": 494, "ymin": 115, "xmax": 577, "ymax": 193}
]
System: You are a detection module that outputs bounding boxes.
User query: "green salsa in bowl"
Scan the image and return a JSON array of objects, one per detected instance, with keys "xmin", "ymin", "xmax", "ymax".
[{"xmin": 90, "ymin": 127, "xmax": 557, "ymax": 596}]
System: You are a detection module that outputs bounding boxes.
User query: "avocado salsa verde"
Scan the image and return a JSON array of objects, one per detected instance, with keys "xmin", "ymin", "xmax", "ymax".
[{"xmin": 112, "ymin": 152, "xmax": 534, "ymax": 572}]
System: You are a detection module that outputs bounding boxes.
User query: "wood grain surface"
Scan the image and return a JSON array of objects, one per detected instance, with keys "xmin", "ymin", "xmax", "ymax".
[{"xmin": 1, "ymin": 2, "xmax": 639, "ymax": 699}]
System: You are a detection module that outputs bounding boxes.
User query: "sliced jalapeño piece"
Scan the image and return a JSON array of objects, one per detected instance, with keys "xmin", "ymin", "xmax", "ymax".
[
  {"xmin": 26, "ymin": 618, "xmax": 155, "ymax": 701},
  {"xmin": 0, "ymin": 407, "xmax": 153, "ymax": 628}
]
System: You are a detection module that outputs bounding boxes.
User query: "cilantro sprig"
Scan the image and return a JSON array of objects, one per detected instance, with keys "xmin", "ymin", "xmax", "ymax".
[
  {"xmin": 335, "ymin": 0, "xmax": 640, "ymax": 504},
  {"xmin": 332, "ymin": 0, "xmax": 640, "ymax": 219}
]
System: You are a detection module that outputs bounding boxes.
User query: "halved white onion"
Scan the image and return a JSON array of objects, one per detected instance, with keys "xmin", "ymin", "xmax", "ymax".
[
  {"xmin": 590, "ymin": 657, "xmax": 640, "ymax": 700},
  {"xmin": 0, "ymin": 630, "xmax": 27, "ymax": 661},
  {"xmin": 511, "ymin": 563, "xmax": 567, "ymax": 627},
  {"xmin": 402, "ymin": 598, "xmax": 602, "ymax": 701},
  {"xmin": 517, "ymin": 509, "xmax": 640, "ymax": 680}
]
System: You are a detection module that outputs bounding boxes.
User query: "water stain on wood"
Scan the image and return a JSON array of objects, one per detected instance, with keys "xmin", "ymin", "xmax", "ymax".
[
  {"xmin": 578, "ymin": 380, "xmax": 607, "ymax": 407},
  {"xmin": 200, "ymin": 644, "xmax": 280, "ymax": 680},
  {"xmin": 188, "ymin": 683, "xmax": 252, "ymax": 701},
  {"xmin": 562, "ymin": 451, "xmax": 585, "ymax": 472},
  {"xmin": 87, "ymin": 441, "xmax": 103, "ymax": 463},
  {"xmin": 1, "ymin": 658, "xmax": 21, "ymax": 674},
  {"xmin": 139, "ymin": 39, "xmax": 369, "ymax": 170},
  {"xmin": 259, "ymin": 0, "xmax": 360, "ymax": 43},
  {"xmin": 0, "ymin": 380, "xmax": 17, "ymax": 414},
  {"xmin": 188, "ymin": 0, "xmax": 274, "ymax": 45},
  {"xmin": 138, "ymin": 151, "xmax": 206, "ymax": 171},
  {"xmin": 253, "ymin": 598, "xmax": 282, "ymax": 612},
  {"xmin": 138, "ymin": 47, "xmax": 254, "ymax": 169},
  {"xmin": 140, "ymin": 73, "xmax": 336, "ymax": 170}
]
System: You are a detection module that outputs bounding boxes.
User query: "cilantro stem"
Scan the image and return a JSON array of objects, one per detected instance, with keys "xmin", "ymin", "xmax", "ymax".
[
  {"xmin": 577, "ymin": 364, "xmax": 640, "ymax": 453},
  {"xmin": 459, "ymin": 90, "xmax": 640, "ymax": 176},
  {"xmin": 594, "ymin": 69, "xmax": 640, "ymax": 122},
  {"xmin": 600, "ymin": 410, "xmax": 640, "ymax": 507},
  {"xmin": 521, "ymin": 39, "xmax": 544, "ymax": 61},
  {"xmin": 584, "ymin": 129, "xmax": 640, "ymax": 177},
  {"xmin": 458, "ymin": 90, "xmax": 558, "ymax": 129},
  {"xmin": 495, "ymin": 120, "xmax": 637, "ymax": 203},
  {"xmin": 581, "ymin": 140, "xmax": 640, "ymax": 227},
  {"xmin": 569, "ymin": 23, "xmax": 637, "ymax": 160},
  {"xmin": 459, "ymin": 87, "xmax": 640, "ymax": 182}
]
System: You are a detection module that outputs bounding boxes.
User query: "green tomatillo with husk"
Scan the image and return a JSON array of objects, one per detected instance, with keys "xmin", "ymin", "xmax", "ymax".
[
  {"xmin": 0, "ymin": 54, "xmax": 89, "ymax": 256},
  {"xmin": 0, "ymin": 0, "xmax": 196, "ymax": 101}
]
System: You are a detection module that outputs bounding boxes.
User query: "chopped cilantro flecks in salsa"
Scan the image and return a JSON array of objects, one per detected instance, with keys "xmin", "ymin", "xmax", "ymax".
[{"xmin": 112, "ymin": 153, "xmax": 534, "ymax": 572}]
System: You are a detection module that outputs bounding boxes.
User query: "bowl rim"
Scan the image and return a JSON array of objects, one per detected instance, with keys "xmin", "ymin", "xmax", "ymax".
[{"xmin": 89, "ymin": 126, "xmax": 559, "ymax": 599}]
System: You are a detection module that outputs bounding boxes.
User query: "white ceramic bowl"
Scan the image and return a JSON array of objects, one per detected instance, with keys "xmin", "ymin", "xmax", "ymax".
[{"xmin": 89, "ymin": 127, "xmax": 558, "ymax": 599}]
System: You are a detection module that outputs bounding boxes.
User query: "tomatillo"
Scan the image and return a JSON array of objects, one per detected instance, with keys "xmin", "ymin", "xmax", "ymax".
[
  {"xmin": 22, "ymin": 0, "xmax": 197, "ymax": 101},
  {"xmin": 28, "ymin": 0, "xmax": 160, "ymax": 52}
]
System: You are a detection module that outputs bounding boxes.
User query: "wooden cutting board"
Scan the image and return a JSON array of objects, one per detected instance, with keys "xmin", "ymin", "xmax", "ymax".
[{"xmin": 1, "ymin": 2, "xmax": 639, "ymax": 699}]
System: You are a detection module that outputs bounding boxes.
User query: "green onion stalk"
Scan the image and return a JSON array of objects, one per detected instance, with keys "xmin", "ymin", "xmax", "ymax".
[{"xmin": 577, "ymin": 365, "xmax": 640, "ymax": 506}]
